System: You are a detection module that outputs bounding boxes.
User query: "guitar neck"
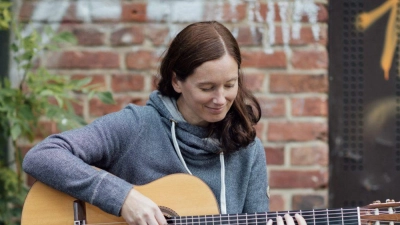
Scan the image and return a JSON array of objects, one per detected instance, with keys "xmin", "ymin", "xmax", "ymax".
[{"xmin": 167, "ymin": 207, "xmax": 400, "ymax": 225}]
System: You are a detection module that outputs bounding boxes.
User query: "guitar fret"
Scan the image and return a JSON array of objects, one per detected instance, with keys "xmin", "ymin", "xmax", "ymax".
[
  {"xmin": 326, "ymin": 209, "xmax": 329, "ymax": 225},
  {"xmin": 341, "ymin": 208, "xmax": 344, "ymax": 225},
  {"xmin": 200, "ymin": 214, "xmax": 206, "ymax": 225},
  {"xmin": 313, "ymin": 209, "xmax": 316, "ymax": 225}
]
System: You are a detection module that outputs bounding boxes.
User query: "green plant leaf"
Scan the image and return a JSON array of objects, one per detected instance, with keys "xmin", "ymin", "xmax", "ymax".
[
  {"xmin": 97, "ymin": 92, "xmax": 115, "ymax": 104},
  {"xmin": 71, "ymin": 77, "xmax": 92, "ymax": 88},
  {"xmin": 10, "ymin": 125, "xmax": 21, "ymax": 140}
]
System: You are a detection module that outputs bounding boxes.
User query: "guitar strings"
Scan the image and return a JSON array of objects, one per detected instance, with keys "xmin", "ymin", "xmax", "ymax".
[
  {"xmin": 79, "ymin": 207, "xmax": 400, "ymax": 225},
  {"xmin": 165, "ymin": 208, "xmax": 400, "ymax": 225},
  {"xmin": 81, "ymin": 217, "xmax": 397, "ymax": 225}
]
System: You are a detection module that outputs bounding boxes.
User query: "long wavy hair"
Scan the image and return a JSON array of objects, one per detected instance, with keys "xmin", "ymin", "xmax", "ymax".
[{"xmin": 158, "ymin": 21, "xmax": 261, "ymax": 154}]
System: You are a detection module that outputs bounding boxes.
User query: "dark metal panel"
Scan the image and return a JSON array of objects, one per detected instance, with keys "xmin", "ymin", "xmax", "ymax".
[
  {"xmin": 0, "ymin": 29, "xmax": 9, "ymax": 81},
  {"xmin": 0, "ymin": 28, "xmax": 10, "ymax": 162},
  {"xmin": 329, "ymin": 0, "xmax": 400, "ymax": 208}
]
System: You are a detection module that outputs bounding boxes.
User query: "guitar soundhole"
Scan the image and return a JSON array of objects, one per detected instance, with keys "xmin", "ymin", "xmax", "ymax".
[{"xmin": 160, "ymin": 206, "xmax": 179, "ymax": 218}]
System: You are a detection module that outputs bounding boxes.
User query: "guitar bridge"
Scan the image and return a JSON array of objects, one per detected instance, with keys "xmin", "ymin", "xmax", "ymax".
[{"xmin": 73, "ymin": 200, "xmax": 87, "ymax": 225}]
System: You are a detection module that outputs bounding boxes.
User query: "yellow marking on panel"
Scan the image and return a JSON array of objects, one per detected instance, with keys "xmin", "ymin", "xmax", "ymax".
[{"xmin": 356, "ymin": 0, "xmax": 398, "ymax": 80}]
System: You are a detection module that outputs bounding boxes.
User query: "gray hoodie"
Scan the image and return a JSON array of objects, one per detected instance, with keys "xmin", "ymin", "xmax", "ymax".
[{"xmin": 22, "ymin": 91, "xmax": 269, "ymax": 216}]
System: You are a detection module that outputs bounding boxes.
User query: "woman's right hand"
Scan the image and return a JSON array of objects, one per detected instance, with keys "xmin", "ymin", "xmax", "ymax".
[
  {"xmin": 267, "ymin": 213, "xmax": 307, "ymax": 225},
  {"xmin": 121, "ymin": 188, "xmax": 167, "ymax": 225}
]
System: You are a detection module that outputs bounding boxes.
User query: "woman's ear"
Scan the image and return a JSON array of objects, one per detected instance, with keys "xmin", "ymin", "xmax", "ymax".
[{"xmin": 171, "ymin": 73, "xmax": 182, "ymax": 93}]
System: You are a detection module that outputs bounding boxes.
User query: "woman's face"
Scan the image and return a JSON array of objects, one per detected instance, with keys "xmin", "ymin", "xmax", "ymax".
[{"xmin": 172, "ymin": 54, "xmax": 239, "ymax": 127}]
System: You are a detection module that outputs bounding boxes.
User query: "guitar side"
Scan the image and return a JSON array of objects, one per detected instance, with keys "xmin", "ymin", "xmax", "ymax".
[{"xmin": 21, "ymin": 173, "xmax": 220, "ymax": 225}]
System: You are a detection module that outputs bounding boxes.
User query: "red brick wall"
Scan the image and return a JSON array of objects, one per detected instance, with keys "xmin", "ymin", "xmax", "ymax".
[{"xmin": 18, "ymin": 0, "xmax": 329, "ymax": 211}]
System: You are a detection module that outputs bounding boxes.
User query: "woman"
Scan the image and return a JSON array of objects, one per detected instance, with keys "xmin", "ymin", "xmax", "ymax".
[{"xmin": 23, "ymin": 21, "xmax": 305, "ymax": 225}]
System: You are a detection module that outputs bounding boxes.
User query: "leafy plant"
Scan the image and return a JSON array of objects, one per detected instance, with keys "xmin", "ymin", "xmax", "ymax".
[
  {"xmin": 0, "ymin": 0, "xmax": 10, "ymax": 30},
  {"xmin": 0, "ymin": 2, "xmax": 115, "ymax": 224}
]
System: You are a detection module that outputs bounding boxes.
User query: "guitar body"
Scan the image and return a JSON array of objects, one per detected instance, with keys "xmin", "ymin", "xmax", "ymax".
[
  {"xmin": 22, "ymin": 172, "xmax": 400, "ymax": 225},
  {"xmin": 21, "ymin": 173, "xmax": 220, "ymax": 225}
]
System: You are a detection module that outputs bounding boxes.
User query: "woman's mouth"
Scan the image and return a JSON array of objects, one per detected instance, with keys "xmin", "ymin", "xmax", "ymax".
[{"xmin": 206, "ymin": 106, "xmax": 225, "ymax": 114}]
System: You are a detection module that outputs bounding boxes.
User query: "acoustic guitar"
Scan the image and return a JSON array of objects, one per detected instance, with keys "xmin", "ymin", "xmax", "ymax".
[{"xmin": 21, "ymin": 173, "xmax": 400, "ymax": 225}]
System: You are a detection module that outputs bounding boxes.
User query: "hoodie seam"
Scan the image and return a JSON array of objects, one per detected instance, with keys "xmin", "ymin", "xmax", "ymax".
[{"xmin": 90, "ymin": 172, "xmax": 108, "ymax": 204}]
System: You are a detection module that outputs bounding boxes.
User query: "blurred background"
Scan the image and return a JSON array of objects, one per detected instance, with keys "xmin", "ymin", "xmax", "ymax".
[{"xmin": 3, "ymin": 0, "xmax": 400, "ymax": 224}]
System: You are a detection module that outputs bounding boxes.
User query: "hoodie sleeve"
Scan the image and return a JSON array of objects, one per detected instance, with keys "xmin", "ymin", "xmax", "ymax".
[
  {"xmin": 243, "ymin": 138, "xmax": 270, "ymax": 213},
  {"xmin": 22, "ymin": 105, "xmax": 142, "ymax": 216}
]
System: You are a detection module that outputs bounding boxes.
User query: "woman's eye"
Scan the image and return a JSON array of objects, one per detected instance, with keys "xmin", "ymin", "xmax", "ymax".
[{"xmin": 200, "ymin": 87, "xmax": 214, "ymax": 91}]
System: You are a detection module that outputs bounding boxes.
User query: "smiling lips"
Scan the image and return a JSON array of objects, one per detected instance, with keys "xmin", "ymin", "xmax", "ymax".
[{"xmin": 206, "ymin": 106, "xmax": 225, "ymax": 114}]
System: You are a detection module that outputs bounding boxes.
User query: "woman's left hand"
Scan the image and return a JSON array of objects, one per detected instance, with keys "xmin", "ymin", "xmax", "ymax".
[{"xmin": 267, "ymin": 213, "xmax": 307, "ymax": 225}]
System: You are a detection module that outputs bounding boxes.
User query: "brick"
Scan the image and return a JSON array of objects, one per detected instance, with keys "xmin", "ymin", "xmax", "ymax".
[
  {"xmin": 35, "ymin": 120, "xmax": 59, "ymax": 139},
  {"xmin": 236, "ymin": 26, "xmax": 262, "ymax": 46},
  {"xmin": 71, "ymin": 74, "xmax": 106, "ymax": 91},
  {"xmin": 89, "ymin": 96, "xmax": 147, "ymax": 117},
  {"xmin": 267, "ymin": 121, "xmax": 327, "ymax": 142},
  {"xmin": 254, "ymin": 121, "xmax": 265, "ymax": 141},
  {"xmin": 290, "ymin": 144, "xmax": 328, "ymax": 166},
  {"xmin": 122, "ymin": 3, "xmax": 147, "ymax": 22},
  {"xmin": 275, "ymin": 26, "xmax": 328, "ymax": 46},
  {"xmin": 145, "ymin": 25, "xmax": 170, "ymax": 46},
  {"xmin": 291, "ymin": 50, "xmax": 328, "ymax": 69},
  {"xmin": 19, "ymin": 2, "xmax": 81, "ymax": 23},
  {"xmin": 269, "ymin": 170, "xmax": 328, "ymax": 188},
  {"xmin": 270, "ymin": 74, "xmax": 328, "ymax": 93},
  {"xmin": 74, "ymin": 28, "xmax": 105, "ymax": 46},
  {"xmin": 256, "ymin": 3, "xmax": 328, "ymax": 23},
  {"xmin": 256, "ymin": 3, "xmax": 281, "ymax": 22},
  {"xmin": 265, "ymin": 146, "xmax": 284, "ymax": 165},
  {"xmin": 152, "ymin": 76, "xmax": 160, "ymax": 91},
  {"xmin": 316, "ymin": 4, "xmax": 329, "ymax": 23},
  {"xmin": 292, "ymin": 195, "xmax": 326, "ymax": 210},
  {"xmin": 45, "ymin": 51, "xmax": 120, "ymax": 69},
  {"xmin": 60, "ymin": 25, "xmax": 105, "ymax": 46},
  {"xmin": 61, "ymin": 3, "xmax": 80, "ymax": 23},
  {"xmin": 257, "ymin": 97, "xmax": 286, "ymax": 118},
  {"xmin": 242, "ymin": 51, "xmax": 286, "ymax": 69},
  {"xmin": 111, "ymin": 26, "xmax": 145, "ymax": 46},
  {"xmin": 291, "ymin": 3, "xmax": 329, "ymax": 23},
  {"xmin": 203, "ymin": 2, "xmax": 246, "ymax": 22},
  {"xmin": 19, "ymin": 1, "xmax": 34, "ymax": 22},
  {"xmin": 243, "ymin": 72, "xmax": 265, "ymax": 92},
  {"xmin": 126, "ymin": 50, "xmax": 159, "ymax": 70},
  {"xmin": 111, "ymin": 74, "xmax": 145, "ymax": 92},
  {"xmin": 291, "ymin": 97, "xmax": 328, "ymax": 117},
  {"xmin": 270, "ymin": 195, "xmax": 285, "ymax": 211}
]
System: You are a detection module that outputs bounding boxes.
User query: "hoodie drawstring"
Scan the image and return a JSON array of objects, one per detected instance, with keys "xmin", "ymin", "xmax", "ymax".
[
  {"xmin": 170, "ymin": 120, "xmax": 227, "ymax": 214},
  {"xmin": 171, "ymin": 120, "xmax": 192, "ymax": 175},
  {"xmin": 219, "ymin": 152, "xmax": 227, "ymax": 214}
]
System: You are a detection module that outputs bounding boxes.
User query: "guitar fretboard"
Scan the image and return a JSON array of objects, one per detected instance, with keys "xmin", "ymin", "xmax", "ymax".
[{"xmin": 166, "ymin": 208, "xmax": 360, "ymax": 225}]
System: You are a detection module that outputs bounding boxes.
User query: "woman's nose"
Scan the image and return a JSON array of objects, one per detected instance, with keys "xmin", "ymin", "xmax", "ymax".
[{"xmin": 212, "ymin": 89, "xmax": 226, "ymax": 105}]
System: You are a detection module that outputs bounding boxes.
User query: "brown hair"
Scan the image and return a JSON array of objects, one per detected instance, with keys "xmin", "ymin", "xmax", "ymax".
[{"xmin": 158, "ymin": 21, "xmax": 261, "ymax": 154}]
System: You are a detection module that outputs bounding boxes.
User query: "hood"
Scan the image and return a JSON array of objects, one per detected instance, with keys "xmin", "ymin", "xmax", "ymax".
[{"xmin": 146, "ymin": 91, "xmax": 221, "ymax": 159}]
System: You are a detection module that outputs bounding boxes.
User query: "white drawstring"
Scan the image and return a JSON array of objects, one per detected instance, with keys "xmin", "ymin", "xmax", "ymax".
[
  {"xmin": 171, "ymin": 120, "xmax": 192, "ymax": 175},
  {"xmin": 220, "ymin": 152, "xmax": 227, "ymax": 214},
  {"xmin": 170, "ymin": 119, "xmax": 227, "ymax": 214}
]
